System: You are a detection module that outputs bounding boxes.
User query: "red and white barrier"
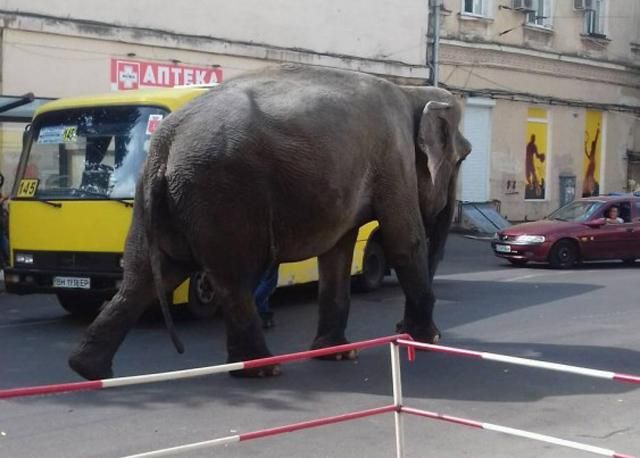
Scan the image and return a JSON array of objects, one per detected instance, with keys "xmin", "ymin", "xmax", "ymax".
[
  {"xmin": 396, "ymin": 339, "xmax": 640, "ymax": 384},
  {"xmin": 2, "ymin": 335, "xmax": 638, "ymax": 458},
  {"xmin": 401, "ymin": 407, "xmax": 636, "ymax": 458},
  {"xmin": 122, "ymin": 405, "xmax": 397, "ymax": 458},
  {"xmin": 0, "ymin": 335, "xmax": 410, "ymax": 400}
]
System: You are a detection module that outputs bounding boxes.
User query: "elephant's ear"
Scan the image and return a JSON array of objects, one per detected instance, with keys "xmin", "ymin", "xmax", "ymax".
[{"xmin": 417, "ymin": 101, "xmax": 455, "ymax": 185}]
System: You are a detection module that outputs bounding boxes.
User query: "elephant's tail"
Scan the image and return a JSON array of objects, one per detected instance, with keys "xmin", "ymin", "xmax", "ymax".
[{"xmin": 143, "ymin": 136, "xmax": 185, "ymax": 355}]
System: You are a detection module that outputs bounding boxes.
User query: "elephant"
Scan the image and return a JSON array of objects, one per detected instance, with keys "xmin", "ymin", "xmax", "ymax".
[{"xmin": 69, "ymin": 64, "xmax": 471, "ymax": 380}]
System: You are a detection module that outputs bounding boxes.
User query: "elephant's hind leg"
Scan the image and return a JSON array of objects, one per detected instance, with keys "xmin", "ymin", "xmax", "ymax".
[
  {"xmin": 310, "ymin": 228, "xmax": 358, "ymax": 361},
  {"xmin": 69, "ymin": 216, "xmax": 190, "ymax": 380},
  {"xmin": 220, "ymin": 285, "xmax": 280, "ymax": 377}
]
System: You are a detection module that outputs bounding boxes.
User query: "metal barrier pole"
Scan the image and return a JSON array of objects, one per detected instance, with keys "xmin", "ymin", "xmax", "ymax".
[
  {"xmin": 390, "ymin": 342, "xmax": 405, "ymax": 458},
  {"xmin": 0, "ymin": 334, "xmax": 412, "ymax": 400}
]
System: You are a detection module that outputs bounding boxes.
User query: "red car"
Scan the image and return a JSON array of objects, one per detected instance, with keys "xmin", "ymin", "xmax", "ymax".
[{"xmin": 492, "ymin": 195, "xmax": 640, "ymax": 268}]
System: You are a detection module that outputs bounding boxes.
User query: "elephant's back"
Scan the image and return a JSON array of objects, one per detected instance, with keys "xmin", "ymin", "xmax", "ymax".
[
  {"xmin": 155, "ymin": 66, "xmax": 413, "ymax": 257},
  {"xmin": 171, "ymin": 64, "xmax": 409, "ymax": 141},
  {"xmin": 163, "ymin": 65, "xmax": 410, "ymax": 172}
]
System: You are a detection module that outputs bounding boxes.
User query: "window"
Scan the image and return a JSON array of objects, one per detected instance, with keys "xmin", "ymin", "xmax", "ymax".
[
  {"xmin": 601, "ymin": 202, "xmax": 632, "ymax": 223},
  {"xmin": 527, "ymin": 0, "xmax": 552, "ymax": 28},
  {"xmin": 22, "ymin": 106, "xmax": 168, "ymax": 200},
  {"xmin": 584, "ymin": 0, "xmax": 606, "ymax": 36},
  {"xmin": 548, "ymin": 200, "xmax": 604, "ymax": 222},
  {"xmin": 462, "ymin": 0, "xmax": 490, "ymax": 17}
]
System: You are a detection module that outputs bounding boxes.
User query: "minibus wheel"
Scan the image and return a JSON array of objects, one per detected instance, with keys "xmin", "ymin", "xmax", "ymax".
[
  {"xmin": 187, "ymin": 272, "xmax": 220, "ymax": 319},
  {"xmin": 56, "ymin": 292, "xmax": 104, "ymax": 319},
  {"xmin": 355, "ymin": 240, "xmax": 386, "ymax": 292}
]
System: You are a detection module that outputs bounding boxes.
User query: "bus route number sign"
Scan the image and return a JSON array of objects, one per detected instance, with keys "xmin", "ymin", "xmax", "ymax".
[{"xmin": 17, "ymin": 179, "xmax": 39, "ymax": 198}]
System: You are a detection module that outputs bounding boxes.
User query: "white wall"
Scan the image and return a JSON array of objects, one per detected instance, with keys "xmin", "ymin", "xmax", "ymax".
[
  {"xmin": 0, "ymin": 0, "xmax": 428, "ymax": 66},
  {"xmin": 1, "ymin": 29, "xmax": 267, "ymax": 96}
]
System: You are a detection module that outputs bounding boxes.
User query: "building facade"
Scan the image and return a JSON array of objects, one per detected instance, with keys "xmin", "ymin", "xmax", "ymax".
[
  {"xmin": 439, "ymin": 0, "xmax": 640, "ymax": 220},
  {"xmin": 0, "ymin": 0, "xmax": 431, "ymax": 191},
  {"xmin": 1, "ymin": 0, "xmax": 639, "ymax": 220}
]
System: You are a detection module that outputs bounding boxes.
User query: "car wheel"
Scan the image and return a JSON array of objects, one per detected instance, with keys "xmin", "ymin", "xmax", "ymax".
[
  {"xmin": 548, "ymin": 240, "xmax": 578, "ymax": 269},
  {"xmin": 355, "ymin": 241, "xmax": 386, "ymax": 292},
  {"xmin": 56, "ymin": 292, "xmax": 104, "ymax": 319},
  {"xmin": 508, "ymin": 259, "xmax": 529, "ymax": 266},
  {"xmin": 187, "ymin": 272, "xmax": 220, "ymax": 319}
]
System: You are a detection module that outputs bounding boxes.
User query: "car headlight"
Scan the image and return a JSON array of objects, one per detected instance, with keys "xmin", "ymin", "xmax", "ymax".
[
  {"xmin": 15, "ymin": 253, "xmax": 34, "ymax": 264},
  {"xmin": 514, "ymin": 235, "xmax": 545, "ymax": 244}
]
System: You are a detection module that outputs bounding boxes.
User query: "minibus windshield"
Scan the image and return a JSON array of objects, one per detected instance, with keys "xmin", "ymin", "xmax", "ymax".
[{"xmin": 20, "ymin": 105, "xmax": 167, "ymax": 200}]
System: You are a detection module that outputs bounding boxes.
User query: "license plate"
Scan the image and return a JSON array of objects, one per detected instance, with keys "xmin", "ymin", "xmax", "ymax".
[
  {"xmin": 53, "ymin": 276, "xmax": 91, "ymax": 289},
  {"xmin": 495, "ymin": 244, "xmax": 511, "ymax": 253}
]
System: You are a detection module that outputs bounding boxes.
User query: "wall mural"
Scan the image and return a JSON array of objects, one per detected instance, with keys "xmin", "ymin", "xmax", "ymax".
[
  {"xmin": 582, "ymin": 110, "xmax": 602, "ymax": 197},
  {"xmin": 524, "ymin": 108, "xmax": 548, "ymax": 200}
]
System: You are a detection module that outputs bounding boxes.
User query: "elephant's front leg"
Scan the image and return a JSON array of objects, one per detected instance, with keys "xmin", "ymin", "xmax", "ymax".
[
  {"xmin": 427, "ymin": 199, "xmax": 455, "ymax": 282},
  {"xmin": 311, "ymin": 228, "xmax": 358, "ymax": 361},
  {"xmin": 378, "ymin": 202, "xmax": 441, "ymax": 343}
]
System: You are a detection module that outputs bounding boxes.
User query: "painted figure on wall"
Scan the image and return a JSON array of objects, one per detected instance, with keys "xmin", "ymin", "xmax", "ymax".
[
  {"xmin": 525, "ymin": 134, "xmax": 546, "ymax": 199},
  {"xmin": 524, "ymin": 108, "xmax": 548, "ymax": 200},
  {"xmin": 581, "ymin": 111, "xmax": 603, "ymax": 198},
  {"xmin": 582, "ymin": 124, "xmax": 600, "ymax": 197}
]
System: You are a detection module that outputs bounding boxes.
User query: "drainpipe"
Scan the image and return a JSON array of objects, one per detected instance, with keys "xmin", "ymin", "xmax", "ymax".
[{"xmin": 431, "ymin": 0, "xmax": 442, "ymax": 87}]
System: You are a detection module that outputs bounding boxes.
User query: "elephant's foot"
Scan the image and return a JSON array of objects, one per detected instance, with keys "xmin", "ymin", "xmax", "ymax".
[
  {"xmin": 310, "ymin": 336, "xmax": 358, "ymax": 361},
  {"xmin": 227, "ymin": 347, "xmax": 281, "ymax": 378},
  {"xmin": 68, "ymin": 348, "xmax": 114, "ymax": 380},
  {"xmin": 395, "ymin": 319, "xmax": 441, "ymax": 344},
  {"xmin": 229, "ymin": 364, "xmax": 282, "ymax": 378}
]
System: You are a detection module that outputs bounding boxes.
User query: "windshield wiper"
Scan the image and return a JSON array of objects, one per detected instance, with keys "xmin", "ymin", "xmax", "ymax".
[
  {"xmin": 112, "ymin": 199, "xmax": 134, "ymax": 208},
  {"xmin": 553, "ymin": 217, "xmax": 567, "ymax": 221},
  {"xmin": 71, "ymin": 188, "xmax": 133, "ymax": 208},
  {"xmin": 31, "ymin": 199, "xmax": 62, "ymax": 208}
]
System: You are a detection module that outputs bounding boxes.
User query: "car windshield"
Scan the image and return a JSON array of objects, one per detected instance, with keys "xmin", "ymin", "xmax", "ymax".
[
  {"xmin": 18, "ymin": 105, "xmax": 167, "ymax": 200},
  {"xmin": 547, "ymin": 200, "xmax": 604, "ymax": 222}
]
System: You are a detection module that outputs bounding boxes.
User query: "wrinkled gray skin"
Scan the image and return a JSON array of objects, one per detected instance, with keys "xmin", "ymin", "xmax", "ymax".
[{"xmin": 69, "ymin": 65, "xmax": 471, "ymax": 380}]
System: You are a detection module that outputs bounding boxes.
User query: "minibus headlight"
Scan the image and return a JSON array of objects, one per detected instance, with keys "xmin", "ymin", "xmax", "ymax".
[{"xmin": 15, "ymin": 253, "xmax": 34, "ymax": 264}]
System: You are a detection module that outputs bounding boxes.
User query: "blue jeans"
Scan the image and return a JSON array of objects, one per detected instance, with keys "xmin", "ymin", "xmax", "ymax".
[
  {"xmin": 253, "ymin": 266, "xmax": 278, "ymax": 315},
  {"xmin": 0, "ymin": 231, "xmax": 7, "ymax": 267}
]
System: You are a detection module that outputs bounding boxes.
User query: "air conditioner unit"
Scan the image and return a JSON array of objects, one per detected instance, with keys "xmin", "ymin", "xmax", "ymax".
[
  {"xmin": 574, "ymin": 0, "xmax": 595, "ymax": 11},
  {"xmin": 512, "ymin": 0, "xmax": 537, "ymax": 13}
]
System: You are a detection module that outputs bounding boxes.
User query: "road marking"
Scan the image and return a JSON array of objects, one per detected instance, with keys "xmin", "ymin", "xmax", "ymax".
[
  {"xmin": 502, "ymin": 273, "xmax": 544, "ymax": 282},
  {"xmin": 0, "ymin": 318, "xmax": 63, "ymax": 329},
  {"xmin": 434, "ymin": 269, "xmax": 515, "ymax": 282},
  {"xmin": 435, "ymin": 269, "xmax": 578, "ymax": 283},
  {"xmin": 502, "ymin": 271, "xmax": 573, "ymax": 282}
]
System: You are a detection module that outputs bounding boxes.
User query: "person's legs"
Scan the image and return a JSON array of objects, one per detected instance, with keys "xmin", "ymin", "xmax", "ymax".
[
  {"xmin": 0, "ymin": 228, "xmax": 8, "ymax": 268},
  {"xmin": 254, "ymin": 265, "xmax": 278, "ymax": 328}
]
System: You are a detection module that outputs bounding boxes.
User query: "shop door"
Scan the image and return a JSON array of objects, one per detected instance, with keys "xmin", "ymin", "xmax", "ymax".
[
  {"xmin": 461, "ymin": 99, "xmax": 493, "ymax": 202},
  {"xmin": 627, "ymin": 150, "xmax": 640, "ymax": 192}
]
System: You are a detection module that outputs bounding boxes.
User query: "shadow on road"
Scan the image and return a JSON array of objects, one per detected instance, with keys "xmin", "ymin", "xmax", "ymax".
[
  {"xmin": 33, "ymin": 337, "xmax": 640, "ymax": 414},
  {"xmin": 7, "ymin": 273, "xmax": 636, "ymax": 413}
]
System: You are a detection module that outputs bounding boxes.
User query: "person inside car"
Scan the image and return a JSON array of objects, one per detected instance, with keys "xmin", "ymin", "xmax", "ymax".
[{"xmin": 605, "ymin": 206, "xmax": 624, "ymax": 224}]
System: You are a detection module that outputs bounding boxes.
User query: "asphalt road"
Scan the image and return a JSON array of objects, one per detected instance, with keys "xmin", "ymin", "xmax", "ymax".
[{"xmin": 1, "ymin": 235, "xmax": 639, "ymax": 458}]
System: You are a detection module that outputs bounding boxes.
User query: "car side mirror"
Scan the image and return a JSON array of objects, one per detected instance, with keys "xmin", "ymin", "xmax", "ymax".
[{"xmin": 585, "ymin": 218, "xmax": 606, "ymax": 228}]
